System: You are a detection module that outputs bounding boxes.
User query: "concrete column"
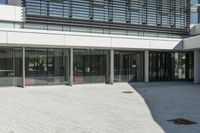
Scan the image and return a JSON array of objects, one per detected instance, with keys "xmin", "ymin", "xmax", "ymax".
[
  {"xmin": 22, "ymin": 47, "xmax": 25, "ymax": 88},
  {"xmin": 110, "ymin": 49, "xmax": 114, "ymax": 84},
  {"xmin": 194, "ymin": 50, "xmax": 200, "ymax": 84},
  {"xmin": 69, "ymin": 48, "xmax": 73, "ymax": 86},
  {"xmin": 144, "ymin": 51, "xmax": 149, "ymax": 83}
]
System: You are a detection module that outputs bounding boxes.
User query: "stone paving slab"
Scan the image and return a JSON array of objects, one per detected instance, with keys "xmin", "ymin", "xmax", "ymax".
[
  {"xmin": 132, "ymin": 82, "xmax": 200, "ymax": 133},
  {"xmin": 0, "ymin": 83, "xmax": 164, "ymax": 133}
]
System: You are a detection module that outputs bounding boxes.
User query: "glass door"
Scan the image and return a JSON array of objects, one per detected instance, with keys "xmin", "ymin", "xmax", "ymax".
[
  {"xmin": 174, "ymin": 53, "xmax": 186, "ymax": 80},
  {"xmin": 63, "ymin": 49, "xmax": 70, "ymax": 84},
  {"xmin": 84, "ymin": 55, "xmax": 90, "ymax": 83},
  {"xmin": 0, "ymin": 48, "xmax": 22, "ymax": 87},
  {"xmin": 25, "ymin": 48, "xmax": 69, "ymax": 86},
  {"xmin": 47, "ymin": 49, "xmax": 64, "ymax": 85},
  {"xmin": 25, "ymin": 49, "xmax": 47, "ymax": 85},
  {"xmin": 90, "ymin": 54, "xmax": 107, "ymax": 83},
  {"xmin": 129, "ymin": 54, "xmax": 137, "ymax": 82},
  {"xmin": 114, "ymin": 51, "xmax": 144, "ymax": 82},
  {"xmin": 0, "ymin": 49, "xmax": 13, "ymax": 86},
  {"xmin": 149, "ymin": 52, "xmax": 193, "ymax": 81},
  {"xmin": 73, "ymin": 49, "xmax": 110, "ymax": 84},
  {"xmin": 121, "ymin": 53, "xmax": 130, "ymax": 82},
  {"xmin": 37, "ymin": 49, "xmax": 47, "ymax": 85},
  {"xmin": 185, "ymin": 52, "xmax": 194, "ymax": 80}
]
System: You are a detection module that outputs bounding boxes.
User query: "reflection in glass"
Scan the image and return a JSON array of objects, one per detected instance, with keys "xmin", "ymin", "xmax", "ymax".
[
  {"xmin": 73, "ymin": 49, "xmax": 110, "ymax": 84},
  {"xmin": 0, "ymin": 48, "xmax": 22, "ymax": 86},
  {"xmin": 25, "ymin": 48, "xmax": 69, "ymax": 86},
  {"xmin": 149, "ymin": 52, "xmax": 194, "ymax": 81},
  {"xmin": 114, "ymin": 51, "xmax": 144, "ymax": 82},
  {"xmin": 0, "ymin": 49, "xmax": 13, "ymax": 86},
  {"xmin": 0, "ymin": 0, "xmax": 7, "ymax": 4},
  {"xmin": 14, "ymin": 48, "xmax": 23, "ymax": 86}
]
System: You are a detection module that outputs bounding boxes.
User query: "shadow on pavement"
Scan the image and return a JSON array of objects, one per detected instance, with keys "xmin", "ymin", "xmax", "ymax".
[{"xmin": 130, "ymin": 81, "xmax": 200, "ymax": 133}]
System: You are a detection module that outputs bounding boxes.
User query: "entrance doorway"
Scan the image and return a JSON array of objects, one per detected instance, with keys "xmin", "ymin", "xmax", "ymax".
[
  {"xmin": 25, "ymin": 48, "xmax": 70, "ymax": 85},
  {"xmin": 0, "ymin": 48, "xmax": 22, "ymax": 86},
  {"xmin": 114, "ymin": 51, "xmax": 144, "ymax": 82},
  {"xmin": 73, "ymin": 49, "xmax": 110, "ymax": 84}
]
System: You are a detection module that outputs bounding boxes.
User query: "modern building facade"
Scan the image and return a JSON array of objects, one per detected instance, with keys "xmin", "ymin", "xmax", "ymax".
[
  {"xmin": 0, "ymin": 0, "xmax": 199, "ymax": 87},
  {"xmin": 191, "ymin": 0, "xmax": 200, "ymax": 24}
]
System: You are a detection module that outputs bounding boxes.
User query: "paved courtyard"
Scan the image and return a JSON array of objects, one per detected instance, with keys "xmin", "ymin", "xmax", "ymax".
[
  {"xmin": 132, "ymin": 82, "xmax": 200, "ymax": 133},
  {"xmin": 0, "ymin": 82, "xmax": 199, "ymax": 133}
]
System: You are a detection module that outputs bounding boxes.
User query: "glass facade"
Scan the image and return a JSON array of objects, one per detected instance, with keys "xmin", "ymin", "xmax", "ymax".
[
  {"xmin": 25, "ymin": 48, "xmax": 70, "ymax": 86},
  {"xmin": 149, "ymin": 52, "xmax": 194, "ymax": 81},
  {"xmin": 0, "ymin": 0, "xmax": 7, "ymax": 4},
  {"xmin": 73, "ymin": 49, "xmax": 110, "ymax": 84},
  {"xmin": 0, "ymin": 48, "xmax": 22, "ymax": 86},
  {"xmin": 24, "ymin": 0, "xmax": 190, "ymax": 36},
  {"xmin": 0, "ymin": 21, "xmax": 183, "ymax": 39},
  {"xmin": 0, "ymin": 47, "xmax": 195, "ymax": 87},
  {"xmin": 21, "ymin": 22, "xmax": 184, "ymax": 39},
  {"xmin": 114, "ymin": 51, "xmax": 144, "ymax": 82},
  {"xmin": 191, "ymin": 0, "xmax": 199, "ymax": 24}
]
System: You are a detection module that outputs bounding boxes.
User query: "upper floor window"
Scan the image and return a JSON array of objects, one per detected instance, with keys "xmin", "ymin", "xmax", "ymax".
[
  {"xmin": 191, "ymin": 0, "xmax": 199, "ymax": 24},
  {"xmin": 0, "ymin": 0, "xmax": 7, "ymax": 4},
  {"xmin": 24, "ymin": 0, "xmax": 190, "ymax": 35}
]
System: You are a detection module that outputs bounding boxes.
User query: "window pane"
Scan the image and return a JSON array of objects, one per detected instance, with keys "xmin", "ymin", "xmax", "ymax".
[
  {"xmin": 73, "ymin": 49, "xmax": 110, "ymax": 84},
  {"xmin": 114, "ymin": 51, "xmax": 144, "ymax": 82},
  {"xmin": 0, "ymin": 0, "xmax": 7, "ymax": 4},
  {"xmin": 0, "ymin": 48, "xmax": 22, "ymax": 87},
  {"xmin": 25, "ymin": 48, "xmax": 70, "ymax": 86}
]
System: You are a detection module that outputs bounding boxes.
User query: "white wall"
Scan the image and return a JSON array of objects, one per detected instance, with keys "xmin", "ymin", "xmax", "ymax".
[
  {"xmin": 0, "ymin": 28, "xmax": 182, "ymax": 50},
  {"xmin": 184, "ymin": 35, "xmax": 200, "ymax": 50},
  {"xmin": 190, "ymin": 24, "xmax": 200, "ymax": 35},
  {"xmin": 0, "ymin": 31, "xmax": 7, "ymax": 44},
  {"xmin": 0, "ymin": 5, "xmax": 23, "ymax": 22},
  {"xmin": 8, "ymin": 32, "xmax": 65, "ymax": 46}
]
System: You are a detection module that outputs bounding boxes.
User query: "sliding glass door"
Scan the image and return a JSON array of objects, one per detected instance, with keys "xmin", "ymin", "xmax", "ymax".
[
  {"xmin": 73, "ymin": 49, "xmax": 110, "ymax": 84},
  {"xmin": 25, "ymin": 48, "xmax": 70, "ymax": 86},
  {"xmin": 174, "ymin": 53, "xmax": 186, "ymax": 80},
  {"xmin": 0, "ymin": 48, "xmax": 22, "ymax": 86},
  {"xmin": 149, "ymin": 52, "xmax": 194, "ymax": 81},
  {"xmin": 149, "ymin": 52, "xmax": 172, "ymax": 81},
  {"xmin": 0, "ymin": 49, "xmax": 13, "ymax": 86},
  {"xmin": 114, "ymin": 51, "xmax": 144, "ymax": 82},
  {"xmin": 47, "ymin": 49, "xmax": 70, "ymax": 85}
]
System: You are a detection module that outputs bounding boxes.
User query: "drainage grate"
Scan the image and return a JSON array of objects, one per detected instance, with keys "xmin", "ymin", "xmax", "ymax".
[
  {"xmin": 121, "ymin": 90, "xmax": 133, "ymax": 94},
  {"xmin": 167, "ymin": 118, "xmax": 197, "ymax": 125}
]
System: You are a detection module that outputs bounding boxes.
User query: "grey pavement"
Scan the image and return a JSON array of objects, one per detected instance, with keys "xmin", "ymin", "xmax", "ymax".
[{"xmin": 0, "ymin": 82, "xmax": 199, "ymax": 133}]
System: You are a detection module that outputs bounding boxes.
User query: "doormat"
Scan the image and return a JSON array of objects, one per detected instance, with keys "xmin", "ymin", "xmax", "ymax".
[{"xmin": 167, "ymin": 118, "xmax": 197, "ymax": 125}]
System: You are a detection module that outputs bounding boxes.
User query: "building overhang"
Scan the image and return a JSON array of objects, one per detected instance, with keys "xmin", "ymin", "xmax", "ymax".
[
  {"xmin": 184, "ymin": 35, "xmax": 200, "ymax": 50},
  {"xmin": 0, "ymin": 28, "xmax": 183, "ymax": 51}
]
